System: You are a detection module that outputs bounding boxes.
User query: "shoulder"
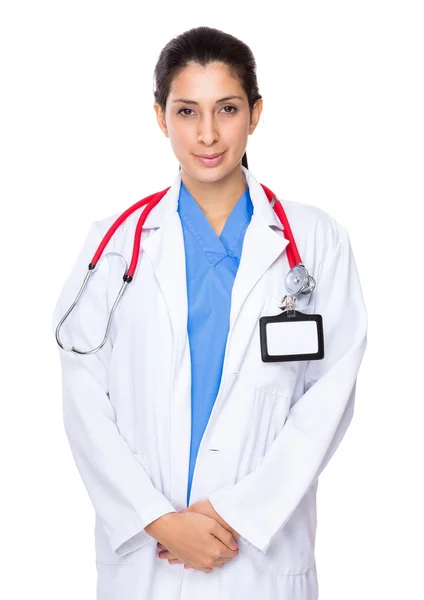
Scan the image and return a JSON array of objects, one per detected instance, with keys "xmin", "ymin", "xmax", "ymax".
[
  {"xmin": 91, "ymin": 210, "xmax": 123, "ymax": 236},
  {"xmin": 278, "ymin": 197, "xmax": 350, "ymax": 249},
  {"xmin": 90, "ymin": 202, "xmax": 150, "ymax": 246},
  {"xmin": 277, "ymin": 198, "xmax": 355, "ymax": 285}
]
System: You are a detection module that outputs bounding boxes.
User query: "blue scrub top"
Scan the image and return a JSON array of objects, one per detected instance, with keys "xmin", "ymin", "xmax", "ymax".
[{"xmin": 177, "ymin": 180, "xmax": 253, "ymax": 505}]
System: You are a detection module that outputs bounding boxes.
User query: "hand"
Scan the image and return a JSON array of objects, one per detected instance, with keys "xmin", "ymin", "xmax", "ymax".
[
  {"xmin": 150, "ymin": 511, "xmax": 238, "ymax": 573},
  {"xmin": 182, "ymin": 500, "xmax": 240, "ymax": 541},
  {"xmin": 157, "ymin": 500, "xmax": 240, "ymax": 572}
]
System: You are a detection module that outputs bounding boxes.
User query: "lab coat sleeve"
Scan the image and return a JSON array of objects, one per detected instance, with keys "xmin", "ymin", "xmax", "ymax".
[
  {"xmin": 208, "ymin": 214, "xmax": 368, "ymax": 554},
  {"xmin": 52, "ymin": 220, "xmax": 177, "ymax": 557}
]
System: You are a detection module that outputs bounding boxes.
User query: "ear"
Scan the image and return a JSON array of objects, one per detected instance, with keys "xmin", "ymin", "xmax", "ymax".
[
  {"xmin": 248, "ymin": 98, "xmax": 263, "ymax": 135},
  {"xmin": 153, "ymin": 103, "xmax": 169, "ymax": 138}
]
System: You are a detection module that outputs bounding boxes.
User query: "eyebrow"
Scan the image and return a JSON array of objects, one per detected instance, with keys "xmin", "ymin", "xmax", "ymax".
[{"xmin": 172, "ymin": 95, "xmax": 244, "ymax": 105}]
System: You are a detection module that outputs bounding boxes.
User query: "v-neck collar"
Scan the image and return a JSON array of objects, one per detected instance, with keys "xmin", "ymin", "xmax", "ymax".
[{"xmin": 178, "ymin": 181, "xmax": 253, "ymax": 266}]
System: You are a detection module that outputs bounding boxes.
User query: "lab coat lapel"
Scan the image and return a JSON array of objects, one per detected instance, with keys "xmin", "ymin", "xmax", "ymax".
[
  {"xmin": 139, "ymin": 174, "xmax": 188, "ymax": 363},
  {"xmin": 229, "ymin": 167, "xmax": 290, "ymax": 329},
  {"xmin": 141, "ymin": 213, "xmax": 188, "ymax": 339},
  {"xmin": 229, "ymin": 214, "xmax": 289, "ymax": 330},
  {"xmin": 138, "ymin": 176, "xmax": 190, "ymax": 510}
]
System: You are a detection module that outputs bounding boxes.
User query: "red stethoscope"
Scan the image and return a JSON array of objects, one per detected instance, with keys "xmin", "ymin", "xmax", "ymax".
[{"xmin": 55, "ymin": 184, "xmax": 316, "ymax": 355}]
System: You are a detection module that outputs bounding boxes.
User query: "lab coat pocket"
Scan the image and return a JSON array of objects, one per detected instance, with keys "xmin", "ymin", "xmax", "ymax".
[
  {"xmin": 233, "ymin": 387, "xmax": 291, "ymax": 483},
  {"xmin": 245, "ymin": 491, "xmax": 316, "ymax": 576},
  {"xmin": 251, "ymin": 387, "xmax": 291, "ymax": 452},
  {"xmin": 245, "ymin": 483, "xmax": 318, "ymax": 576},
  {"xmin": 246, "ymin": 535, "xmax": 316, "ymax": 576},
  {"xmin": 94, "ymin": 453, "xmax": 154, "ymax": 565},
  {"xmin": 240, "ymin": 388, "xmax": 316, "ymax": 576}
]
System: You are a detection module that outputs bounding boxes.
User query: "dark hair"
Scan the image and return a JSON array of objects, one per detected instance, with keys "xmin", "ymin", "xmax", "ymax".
[{"xmin": 153, "ymin": 26, "xmax": 263, "ymax": 171}]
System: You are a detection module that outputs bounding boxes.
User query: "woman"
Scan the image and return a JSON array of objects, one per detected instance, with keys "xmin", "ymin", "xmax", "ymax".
[{"xmin": 52, "ymin": 26, "xmax": 368, "ymax": 600}]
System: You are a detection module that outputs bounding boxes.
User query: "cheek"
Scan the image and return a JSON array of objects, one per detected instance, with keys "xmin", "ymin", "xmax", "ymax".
[
  {"xmin": 168, "ymin": 121, "xmax": 191, "ymax": 153},
  {"xmin": 224, "ymin": 118, "xmax": 249, "ymax": 146}
]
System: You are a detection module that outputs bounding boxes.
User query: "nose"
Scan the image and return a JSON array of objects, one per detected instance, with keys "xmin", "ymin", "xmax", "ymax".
[{"xmin": 197, "ymin": 114, "xmax": 219, "ymax": 146}]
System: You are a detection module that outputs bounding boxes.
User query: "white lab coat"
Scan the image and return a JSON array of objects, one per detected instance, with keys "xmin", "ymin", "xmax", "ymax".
[{"xmin": 52, "ymin": 165, "xmax": 368, "ymax": 600}]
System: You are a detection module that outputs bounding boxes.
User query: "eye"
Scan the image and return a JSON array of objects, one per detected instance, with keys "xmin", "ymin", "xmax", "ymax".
[
  {"xmin": 221, "ymin": 105, "xmax": 237, "ymax": 114},
  {"xmin": 177, "ymin": 108, "xmax": 195, "ymax": 117}
]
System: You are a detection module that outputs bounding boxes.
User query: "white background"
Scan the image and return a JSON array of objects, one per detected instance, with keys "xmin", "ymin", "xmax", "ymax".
[{"xmin": 1, "ymin": 1, "xmax": 423, "ymax": 598}]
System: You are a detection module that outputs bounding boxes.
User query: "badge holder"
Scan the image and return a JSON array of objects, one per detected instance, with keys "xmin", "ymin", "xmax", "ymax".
[{"xmin": 259, "ymin": 295, "xmax": 325, "ymax": 363}]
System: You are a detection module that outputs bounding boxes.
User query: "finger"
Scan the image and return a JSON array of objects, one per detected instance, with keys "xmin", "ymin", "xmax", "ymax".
[
  {"xmin": 210, "ymin": 540, "xmax": 239, "ymax": 560},
  {"xmin": 190, "ymin": 564, "xmax": 224, "ymax": 571},
  {"xmin": 157, "ymin": 542, "xmax": 167, "ymax": 550},
  {"xmin": 158, "ymin": 551, "xmax": 173, "ymax": 559},
  {"xmin": 168, "ymin": 558, "xmax": 184, "ymax": 565},
  {"xmin": 211, "ymin": 547, "xmax": 239, "ymax": 559},
  {"xmin": 213, "ymin": 526, "xmax": 239, "ymax": 552},
  {"xmin": 212, "ymin": 558, "xmax": 232, "ymax": 566}
]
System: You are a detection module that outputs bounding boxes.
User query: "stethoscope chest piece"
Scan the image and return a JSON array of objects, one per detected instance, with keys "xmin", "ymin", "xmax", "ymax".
[{"xmin": 285, "ymin": 264, "xmax": 316, "ymax": 296}]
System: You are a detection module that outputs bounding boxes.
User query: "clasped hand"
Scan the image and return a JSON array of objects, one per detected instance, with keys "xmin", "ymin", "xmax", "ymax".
[{"xmin": 157, "ymin": 499, "xmax": 240, "ymax": 572}]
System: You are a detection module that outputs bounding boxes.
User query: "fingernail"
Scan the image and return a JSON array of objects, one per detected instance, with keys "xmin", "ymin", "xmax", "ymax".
[{"xmin": 231, "ymin": 542, "xmax": 238, "ymax": 550}]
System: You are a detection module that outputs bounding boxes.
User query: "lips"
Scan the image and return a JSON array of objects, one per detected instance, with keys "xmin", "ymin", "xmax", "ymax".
[
  {"xmin": 194, "ymin": 151, "xmax": 225, "ymax": 167},
  {"xmin": 195, "ymin": 153, "xmax": 223, "ymax": 159}
]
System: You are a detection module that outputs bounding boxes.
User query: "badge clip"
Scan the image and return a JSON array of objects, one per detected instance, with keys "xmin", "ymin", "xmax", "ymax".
[{"xmin": 278, "ymin": 294, "xmax": 296, "ymax": 317}]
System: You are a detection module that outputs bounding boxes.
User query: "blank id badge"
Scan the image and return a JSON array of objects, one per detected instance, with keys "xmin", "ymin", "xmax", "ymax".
[{"xmin": 259, "ymin": 304, "xmax": 325, "ymax": 363}]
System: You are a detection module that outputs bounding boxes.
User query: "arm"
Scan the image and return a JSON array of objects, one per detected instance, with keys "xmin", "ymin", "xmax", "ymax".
[
  {"xmin": 208, "ymin": 214, "xmax": 368, "ymax": 554},
  {"xmin": 52, "ymin": 221, "xmax": 177, "ymax": 557}
]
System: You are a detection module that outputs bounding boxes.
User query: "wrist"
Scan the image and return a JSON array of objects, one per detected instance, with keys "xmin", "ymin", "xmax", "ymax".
[{"xmin": 145, "ymin": 511, "xmax": 178, "ymax": 540}]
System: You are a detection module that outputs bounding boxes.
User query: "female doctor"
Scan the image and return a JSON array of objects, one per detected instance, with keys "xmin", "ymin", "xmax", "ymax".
[{"xmin": 52, "ymin": 26, "xmax": 368, "ymax": 600}]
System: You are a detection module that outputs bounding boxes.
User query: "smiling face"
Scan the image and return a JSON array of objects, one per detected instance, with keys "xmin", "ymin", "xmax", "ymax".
[{"xmin": 154, "ymin": 61, "xmax": 263, "ymax": 184}]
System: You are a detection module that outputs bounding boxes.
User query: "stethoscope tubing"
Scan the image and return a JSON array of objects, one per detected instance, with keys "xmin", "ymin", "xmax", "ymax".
[
  {"xmin": 89, "ymin": 184, "xmax": 301, "ymax": 280},
  {"xmin": 55, "ymin": 183, "xmax": 309, "ymax": 354}
]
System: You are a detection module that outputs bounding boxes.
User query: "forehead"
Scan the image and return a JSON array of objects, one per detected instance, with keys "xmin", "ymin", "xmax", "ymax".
[{"xmin": 169, "ymin": 61, "xmax": 245, "ymax": 100}]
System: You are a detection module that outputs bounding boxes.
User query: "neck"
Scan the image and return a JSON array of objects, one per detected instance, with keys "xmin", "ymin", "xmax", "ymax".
[{"xmin": 180, "ymin": 165, "xmax": 247, "ymax": 222}]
